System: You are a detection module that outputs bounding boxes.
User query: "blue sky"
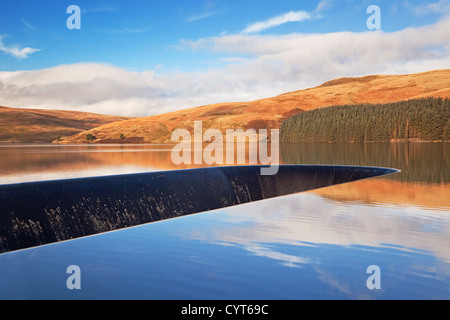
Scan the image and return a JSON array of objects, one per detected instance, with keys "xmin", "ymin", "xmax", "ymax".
[
  {"xmin": 0, "ymin": 0, "xmax": 449, "ymax": 116},
  {"xmin": 0, "ymin": 0, "xmax": 446, "ymax": 71}
]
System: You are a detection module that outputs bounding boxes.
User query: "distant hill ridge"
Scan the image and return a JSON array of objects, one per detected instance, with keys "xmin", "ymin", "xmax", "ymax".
[
  {"xmin": 56, "ymin": 69, "xmax": 450, "ymax": 144},
  {"xmin": 1, "ymin": 69, "xmax": 449, "ymax": 144}
]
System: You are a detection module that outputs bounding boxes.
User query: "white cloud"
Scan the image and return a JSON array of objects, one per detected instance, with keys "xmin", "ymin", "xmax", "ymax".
[
  {"xmin": 187, "ymin": 10, "xmax": 222, "ymax": 22},
  {"xmin": 315, "ymin": 0, "xmax": 333, "ymax": 12},
  {"xmin": 405, "ymin": 0, "xmax": 450, "ymax": 15},
  {"xmin": 185, "ymin": 0, "xmax": 229, "ymax": 22},
  {"xmin": 242, "ymin": 10, "xmax": 312, "ymax": 34},
  {"xmin": 0, "ymin": 35, "xmax": 41, "ymax": 59},
  {"xmin": 21, "ymin": 17, "xmax": 38, "ymax": 32},
  {"xmin": 241, "ymin": 0, "xmax": 333, "ymax": 35},
  {"xmin": 0, "ymin": 18, "xmax": 449, "ymax": 117}
]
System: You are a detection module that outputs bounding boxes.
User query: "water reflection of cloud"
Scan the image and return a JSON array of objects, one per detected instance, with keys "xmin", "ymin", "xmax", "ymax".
[
  {"xmin": 191, "ymin": 193, "xmax": 450, "ymax": 264},
  {"xmin": 0, "ymin": 165, "xmax": 161, "ymax": 185},
  {"xmin": 314, "ymin": 266, "xmax": 352, "ymax": 296},
  {"xmin": 244, "ymin": 244, "xmax": 310, "ymax": 269}
]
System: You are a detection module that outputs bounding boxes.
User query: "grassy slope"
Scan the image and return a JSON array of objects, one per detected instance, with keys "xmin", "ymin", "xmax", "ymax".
[{"xmin": 0, "ymin": 106, "xmax": 130, "ymax": 143}]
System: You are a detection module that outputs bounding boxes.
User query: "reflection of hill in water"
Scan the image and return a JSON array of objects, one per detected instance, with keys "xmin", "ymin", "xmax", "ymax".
[
  {"xmin": 83, "ymin": 143, "xmax": 450, "ymax": 185},
  {"xmin": 82, "ymin": 143, "xmax": 450, "ymax": 209},
  {"xmin": 280, "ymin": 142, "xmax": 449, "ymax": 184},
  {"xmin": 83, "ymin": 142, "xmax": 449, "ymax": 185},
  {"xmin": 1, "ymin": 143, "xmax": 448, "ymax": 210},
  {"xmin": 0, "ymin": 147, "xmax": 98, "ymax": 175},
  {"xmin": 86, "ymin": 143, "xmax": 273, "ymax": 170},
  {"xmin": 313, "ymin": 179, "xmax": 450, "ymax": 209}
]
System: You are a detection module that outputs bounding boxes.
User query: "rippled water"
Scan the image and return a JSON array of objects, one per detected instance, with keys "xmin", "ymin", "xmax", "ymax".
[{"xmin": 0, "ymin": 143, "xmax": 449, "ymax": 299}]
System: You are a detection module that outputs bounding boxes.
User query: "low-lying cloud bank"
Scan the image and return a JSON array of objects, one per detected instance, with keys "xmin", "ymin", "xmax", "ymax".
[{"xmin": 1, "ymin": 18, "xmax": 449, "ymax": 117}]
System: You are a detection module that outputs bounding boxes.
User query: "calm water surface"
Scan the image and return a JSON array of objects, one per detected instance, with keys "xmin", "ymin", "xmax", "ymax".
[{"xmin": 0, "ymin": 143, "xmax": 448, "ymax": 299}]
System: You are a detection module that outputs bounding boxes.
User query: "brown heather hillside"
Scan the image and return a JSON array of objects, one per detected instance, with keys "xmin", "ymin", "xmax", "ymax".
[
  {"xmin": 56, "ymin": 69, "xmax": 450, "ymax": 144},
  {"xmin": 0, "ymin": 106, "xmax": 130, "ymax": 143}
]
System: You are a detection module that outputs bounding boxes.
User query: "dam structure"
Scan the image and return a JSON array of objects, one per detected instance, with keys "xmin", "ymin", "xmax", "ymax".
[{"xmin": 0, "ymin": 165, "xmax": 399, "ymax": 253}]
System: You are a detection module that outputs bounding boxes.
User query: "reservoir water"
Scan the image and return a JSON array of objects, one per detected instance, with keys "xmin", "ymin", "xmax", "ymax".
[{"xmin": 0, "ymin": 142, "xmax": 448, "ymax": 299}]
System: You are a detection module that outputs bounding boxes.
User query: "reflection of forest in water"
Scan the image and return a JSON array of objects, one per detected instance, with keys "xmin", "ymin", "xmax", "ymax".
[{"xmin": 280, "ymin": 142, "xmax": 449, "ymax": 184}]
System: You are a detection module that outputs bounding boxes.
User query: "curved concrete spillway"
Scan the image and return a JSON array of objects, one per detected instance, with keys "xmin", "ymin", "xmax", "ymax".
[{"xmin": 0, "ymin": 165, "xmax": 399, "ymax": 253}]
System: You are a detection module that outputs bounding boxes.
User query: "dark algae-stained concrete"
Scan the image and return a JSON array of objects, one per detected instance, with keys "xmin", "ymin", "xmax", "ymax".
[{"xmin": 0, "ymin": 165, "xmax": 399, "ymax": 253}]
